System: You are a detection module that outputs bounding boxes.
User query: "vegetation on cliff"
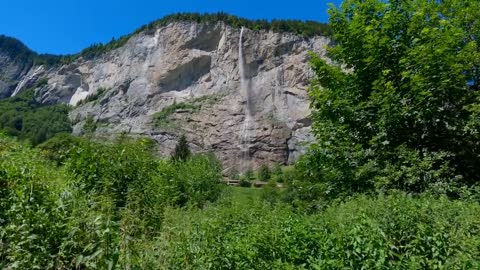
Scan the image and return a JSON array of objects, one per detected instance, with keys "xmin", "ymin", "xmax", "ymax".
[
  {"xmin": 0, "ymin": 81, "xmax": 71, "ymax": 145},
  {"xmin": 0, "ymin": 35, "xmax": 63, "ymax": 66},
  {"xmin": 1, "ymin": 13, "xmax": 331, "ymax": 66}
]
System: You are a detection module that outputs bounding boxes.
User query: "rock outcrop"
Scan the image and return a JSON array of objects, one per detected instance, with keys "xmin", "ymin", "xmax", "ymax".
[
  {"xmin": 3, "ymin": 21, "xmax": 331, "ymax": 170},
  {"xmin": 0, "ymin": 51, "xmax": 32, "ymax": 98}
]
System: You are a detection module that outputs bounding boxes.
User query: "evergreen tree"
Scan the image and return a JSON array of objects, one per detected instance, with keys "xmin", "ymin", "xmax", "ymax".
[
  {"xmin": 258, "ymin": 164, "xmax": 271, "ymax": 182},
  {"xmin": 171, "ymin": 135, "xmax": 191, "ymax": 162}
]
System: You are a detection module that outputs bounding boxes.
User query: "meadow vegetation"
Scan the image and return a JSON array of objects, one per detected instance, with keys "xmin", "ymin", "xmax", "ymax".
[{"xmin": 1, "ymin": 134, "xmax": 480, "ymax": 269}]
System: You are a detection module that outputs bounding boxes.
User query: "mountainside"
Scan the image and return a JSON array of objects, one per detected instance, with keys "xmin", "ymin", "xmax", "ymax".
[
  {"xmin": 0, "ymin": 17, "xmax": 331, "ymax": 170},
  {"xmin": 0, "ymin": 36, "xmax": 34, "ymax": 98}
]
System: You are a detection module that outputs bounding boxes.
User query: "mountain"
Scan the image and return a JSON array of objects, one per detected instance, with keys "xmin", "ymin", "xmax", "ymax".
[{"xmin": 0, "ymin": 13, "xmax": 332, "ymax": 171}]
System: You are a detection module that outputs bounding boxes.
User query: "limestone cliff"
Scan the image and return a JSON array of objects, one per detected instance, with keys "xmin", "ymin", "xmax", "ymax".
[{"xmin": 3, "ymin": 21, "xmax": 331, "ymax": 170}]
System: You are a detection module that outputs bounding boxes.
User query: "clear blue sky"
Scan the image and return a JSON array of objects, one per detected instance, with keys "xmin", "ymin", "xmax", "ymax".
[{"xmin": 0, "ymin": 0, "xmax": 342, "ymax": 55}]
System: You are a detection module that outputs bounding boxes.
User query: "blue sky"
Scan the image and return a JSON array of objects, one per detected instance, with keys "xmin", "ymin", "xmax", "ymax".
[{"xmin": 0, "ymin": 0, "xmax": 342, "ymax": 55}]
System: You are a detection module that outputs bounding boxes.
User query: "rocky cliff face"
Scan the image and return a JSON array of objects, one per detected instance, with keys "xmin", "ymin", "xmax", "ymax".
[
  {"xmin": 5, "ymin": 21, "xmax": 331, "ymax": 170},
  {"xmin": 0, "ymin": 51, "xmax": 32, "ymax": 98}
]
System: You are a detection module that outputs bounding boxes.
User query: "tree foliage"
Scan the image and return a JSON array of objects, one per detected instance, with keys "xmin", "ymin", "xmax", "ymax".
[
  {"xmin": 136, "ymin": 12, "xmax": 332, "ymax": 38},
  {"xmin": 171, "ymin": 134, "xmax": 191, "ymax": 162},
  {"xmin": 0, "ymin": 134, "xmax": 223, "ymax": 268},
  {"xmin": 258, "ymin": 163, "xmax": 272, "ymax": 182},
  {"xmin": 1, "ymin": 133, "xmax": 480, "ymax": 268},
  {"xmin": 0, "ymin": 85, "xmax": 71, "ymax": 146},
  {"xmin": 1, "ymin": 13, "xmax": 331, "ymax": 67},
  {"xmin": 0, "ymin": 35, "xmax": 61, "ymax": 66},
  {"xmin": 300, "ymin": 0, "xmax": 480, "ymax": 200}
]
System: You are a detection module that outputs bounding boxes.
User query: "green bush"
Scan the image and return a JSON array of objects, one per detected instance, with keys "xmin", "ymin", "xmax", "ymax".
[
  {"xmin": 260, "ymin": 179, "xmax": 281, "ymax": 205},
  {"xmin": 257, "ymin": 163, "xmax": 271, "ymax": 182},
  {"xmin": 65, "ymin": 137, "xmax": 159, "ymax": 209},
  {"xmin": 82, "ymin": 116, "xmax": 97, "ymax": 134},
  {"xmin": 0, "ymin": 88, "xmax": 71, "ymax": 146},
  {"xmin": 299, "ymin": 0, "xmax": 480, "ymax": 201},
  {"xmin": 0, "ymin": 136, "xmax": 67, "ymax": 269},
  {"xmin": 309, "ymin": 195, "xmax": 480, "ymax": 269},
  {"xmin": 155, "ymin": 193, "xmax": 480, "ymax": 269},
  {"xmin": 157, "ymin": 153, "xmax": 223, "ymax": 208},
  {"xmin": 239, "ymin": 177, "xmax": 252, "ymax": 188},
  {"xmin": 243, "ymin": 168, "xmax": 255, "ymax": 181},
  {"xmin": 271, "ymin": 162, "xmax": 283, "ymax": 182},
  {"xmin": 0, "ymin": 134, "xmax": 225, "ymax": 269},
  {"xmin": 36, "ymin": 133, "xmax": 83, "ymax": 165}
]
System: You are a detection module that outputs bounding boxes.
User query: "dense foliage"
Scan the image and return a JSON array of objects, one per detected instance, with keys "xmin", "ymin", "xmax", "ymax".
[
  {"xmin": 257, "ymin": 163, "xmax": 271, "ymax": 182},
  {"xmin": 156, "ymin": 191, "xmax": 480, "ymax": 269},
  {"xmin": 0, "ymin": 84, "xmax": 71, "ymax": 146},
  {"xmin": 136, "ymin": 12, "xmax": 332, "ymax": 38},
  {"xmin": 0, "ymin": 134, "xmax": 223, "ymax": 269},
  {"xmin": 0, "ymin": 35, "xmax": 62, "ymax": 66},
  {"xmin": 297, "ymin": 0, "xmax": 480, "ymax": 201},
  {"xmin": 2, "ymin": 134, "xmax": 479, "ymax": 268}
]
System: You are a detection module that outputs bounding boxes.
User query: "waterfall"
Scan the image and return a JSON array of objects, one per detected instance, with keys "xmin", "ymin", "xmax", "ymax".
[
  {"xmin": 239, "ymin": 27, "xmax": 255, "ymax": 171},
  {"xmin": 11, "ymin": 66, "xmax": 44, "ymax": 97}
]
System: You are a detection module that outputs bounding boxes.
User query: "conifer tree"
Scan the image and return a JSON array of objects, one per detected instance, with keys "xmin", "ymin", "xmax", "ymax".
[{"xmin": 172, "ymin": 134, "xmax": 191, "ymax": 162}]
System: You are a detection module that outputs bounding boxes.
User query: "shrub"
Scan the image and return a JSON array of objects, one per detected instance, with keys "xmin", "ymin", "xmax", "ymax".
[
  {"xmin": 82, "ymin": 116, "xmax": 97, "ymax": 134},
  {"xmin": 257, "ymin": 163, "xmax": 271, "ymax": 182},
  {"xmin": 65, "ymin": 137, "xmax": 158, "ymax": 209},
  {"xmin": 36, "ymin": 133, "xmax": 83, "ymax": 165},
  {"xmin": 0, "ymin": 135, "xmax": 67, "ymax": 269},
  {"xmin": 157, "ymin": 153, "xmax": 223, "ymax": 208},
  {"xmin": 155, "ymin": 194, "xmax": 480, "ymax": 269},
  {"xmin": 243, "ymin": 168, "xmax": 255, "ymax": 181},
  {"xmin": 309, "ymin": 195, "xmax": 480, "ymax": 269},
  {"xmin": 239, "ymin": 177, "xmax": 252, "ymax": 188},
  {"xmin": 271, "ymin": 162, "xmax": 283, "ymax": 181},
  {"xmin": 0, "ymin": 88, "xmax": 71, "ymax": 146},
  {"xmin": 229, "ymin": 168, "xmax": 240, "ymax": 180},
  {"xmin": 260, "ymin": 179, "xmax": 280, "ymax": 204}
]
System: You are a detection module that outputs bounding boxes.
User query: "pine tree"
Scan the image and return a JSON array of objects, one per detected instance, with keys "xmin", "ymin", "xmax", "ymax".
[{"xmin": 171, "ymin": 135, "xmax": 191, "ymax": 162}]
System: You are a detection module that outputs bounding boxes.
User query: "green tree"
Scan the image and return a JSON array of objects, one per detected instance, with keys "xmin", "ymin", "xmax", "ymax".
[
  {"xmin": 244, "ymin": 168, "xmax": 255, "ymax": 181},
  {"xmin": 258, "ymin": 163, "xmax": 271, "ymax": 182},
  {"xmin": 0, "ymin": 87, "xmax": 71, "ymax": 145},
  {"xmin": 171, "ymin": 134, "xmax": 191, "ymax": 162},
  {"xmin": 300, "ymin": 0, "xmax": 480, "ymax": 200}
]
